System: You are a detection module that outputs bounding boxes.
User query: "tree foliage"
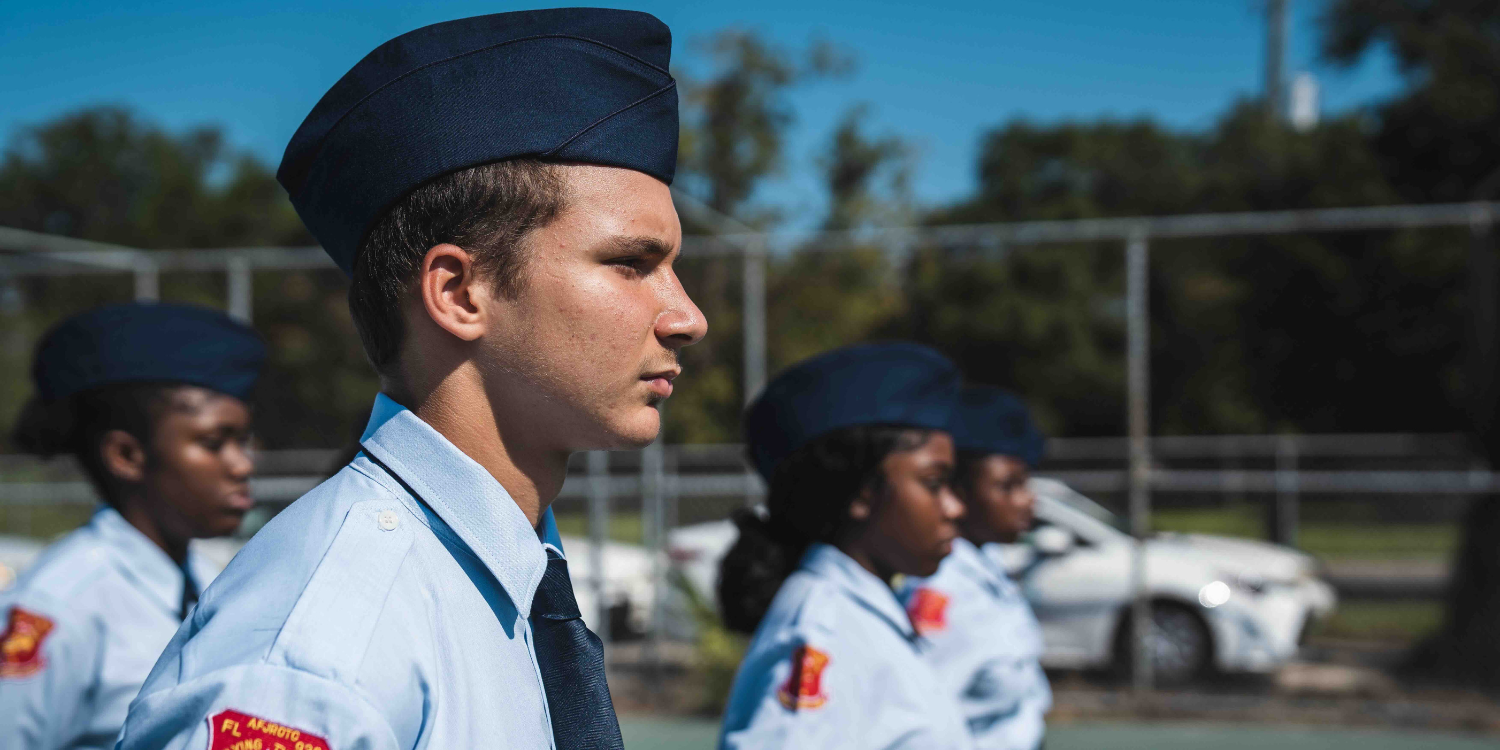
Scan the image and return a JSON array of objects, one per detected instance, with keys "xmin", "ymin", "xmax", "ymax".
[
  {"xmin": 664, "ymin": 31, "xmax": 859, "ymax": 443},
  {"xmin": 1321, "ymin": 0, "xmax": 1500, "ymax": 690},
  {"xmin": 0, "ymin": 107, "xmax": 373, "ymax": 451}
]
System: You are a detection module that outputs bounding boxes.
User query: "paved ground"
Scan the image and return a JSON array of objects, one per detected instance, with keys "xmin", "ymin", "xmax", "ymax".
[{"xmin": 618, "ymin": 718, "xmax": 1500, "ymax": 750}]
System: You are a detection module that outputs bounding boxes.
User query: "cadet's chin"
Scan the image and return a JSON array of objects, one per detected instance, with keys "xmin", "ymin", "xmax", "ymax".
[
  {"xmin": 600, "ymin": 406, "xmax": 662, "ymax": 450},
  {"xmin": 195, "ymin": 509, "xmax": 248, "ymax": 540}
]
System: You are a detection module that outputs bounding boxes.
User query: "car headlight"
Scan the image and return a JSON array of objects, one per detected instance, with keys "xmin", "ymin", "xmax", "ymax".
[
  {"xmin": 1198, "ymin": 580, "xmax": 1233, "ymax": 608},
  {"xmin": 1198, "ymin": 572, "xmax": 1271, "ymax": 608}
]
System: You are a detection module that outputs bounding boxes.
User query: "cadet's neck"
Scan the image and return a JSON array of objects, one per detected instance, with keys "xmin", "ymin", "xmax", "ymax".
[
  {"xmin": 836, "ymin": 541, "xmax": 898, "ymax": 587},
  {"xmin": 398, "ymin": 375, "xmax": 567, "ymax": 529},
  {"xmin": 117, "ymin": 496, "xmax": 191, "ymax": 566}
]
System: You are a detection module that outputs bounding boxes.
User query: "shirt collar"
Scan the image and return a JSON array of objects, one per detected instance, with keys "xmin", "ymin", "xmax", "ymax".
[
  {"xmin": 948, "ymin": 537, "xmax": 1002, "ymax": 583},
  {"xmin": 359, "ymin": 393, "xmax": 549, "ymax": 617},
  {"xmin": 92, "ymin": 506, "xmax": 194, "ymax": 616},
  {"xmin": 539, "ymin": 508, "xmax": 565, "ymax": 558},
  {"xmin": 962, "ymin": 538, "xmax": 1021, "ymax": 597},
  {"xmin": 799, "ymin": 543, "xmax": 915, "ymax": 639}
]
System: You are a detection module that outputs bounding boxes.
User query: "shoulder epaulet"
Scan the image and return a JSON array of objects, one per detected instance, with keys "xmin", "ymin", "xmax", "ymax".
[
  {"xmin": 13, "ymin": 528, "xmax": 114, "ymax": 607},
  {"xmin": 784, "ymin": 574, "xmax": 843, "ymax": 638},
  {"xmin": 268, "ymin": 499, "xmax": 417, "ymax": 683}
]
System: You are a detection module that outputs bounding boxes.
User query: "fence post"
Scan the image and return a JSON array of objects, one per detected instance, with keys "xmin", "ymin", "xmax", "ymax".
[
  {"xmin": 1126, "ymin": 229, "xmax": 1154, "ymax": 692},
  {"xmin": 586, "ymin": 450, "xmax": 611, "ymax": 645},
  {"xmin": 743, "ymin": 241, "xmax": 767, "ymax": 402},
  {"xmin": 227, "ymin": 256, "xmax": 253, "ymax": 323},
  {"xmin": 743, "ymin": 240, "xmax": 768, "ymax": 508},
  {"xmin": 133, "ymin": 255, "xmax": 159, "ymax": 302},
  {"xmin": 641, "ymin": 438, "xmax": 666, "ymax": 703},
  {"xmin": 1272, "ymin": 436, "xmax": 1300, "ymax": 546}
]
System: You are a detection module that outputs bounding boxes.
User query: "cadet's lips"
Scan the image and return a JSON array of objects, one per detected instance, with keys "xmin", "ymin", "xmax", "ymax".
[
  {"xmin": 224, "ymin": 489, "xmax": 254, "ymax": 512},
  {"xmin": 642, "ymin": 368, "xmax": 679, "ymax": 398}
]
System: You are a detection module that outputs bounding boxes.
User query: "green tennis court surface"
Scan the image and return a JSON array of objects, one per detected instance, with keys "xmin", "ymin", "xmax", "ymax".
[{"xmin": 618, "ymin": 718, "xmax": 1500, "ymax": 750}]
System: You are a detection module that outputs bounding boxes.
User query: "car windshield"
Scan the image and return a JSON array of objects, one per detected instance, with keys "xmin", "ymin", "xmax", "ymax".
[{"xmin": 1045, "ymin": 483, "xmax": 1129, "ymax": 534}]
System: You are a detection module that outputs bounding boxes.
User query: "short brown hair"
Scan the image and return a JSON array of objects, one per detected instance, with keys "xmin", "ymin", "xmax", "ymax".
[{"xmin": 349, "ymin": 159, "xmax": 567, "ymax": 372}]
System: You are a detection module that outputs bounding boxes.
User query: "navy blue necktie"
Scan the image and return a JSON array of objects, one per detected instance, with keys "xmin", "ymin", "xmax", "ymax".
[
  {"xmin": 179, "ymin": 562, "xmax": 198, "ymax": 621},
  {"xmin": 530, "ymin": 554, "xmax": 624, "ymax": 750}
]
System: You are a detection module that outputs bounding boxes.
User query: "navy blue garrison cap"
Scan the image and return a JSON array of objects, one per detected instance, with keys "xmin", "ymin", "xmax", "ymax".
[
  {"xmin": 950, "ymin": 385, "xmax": 1046, "ymax": 468},
  {"xmin": 32, "ymin": 303, "xmax": 266, "ymax": 404},
  {"xmin": 278, "ymin": 8, "xmax": 679, "ymax": 275},
  {"xmin": 744, "ymin": 342, "xmax": 962, "ymax": 481}
]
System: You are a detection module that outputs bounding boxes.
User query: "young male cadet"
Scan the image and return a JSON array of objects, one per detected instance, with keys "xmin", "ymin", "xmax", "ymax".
[
  {"xmin": 901, "ymin": 386, "xmax": 1052, "ymax": 750},
  {"xmin": 2, "ymin": 303, "xmax": 262, "ymax": 750},
  {"xmin": 117, "ymin": 9, "xmax": 704, "ymax": 750}
]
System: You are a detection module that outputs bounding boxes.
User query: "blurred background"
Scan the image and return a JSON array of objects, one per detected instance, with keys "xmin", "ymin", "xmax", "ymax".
[{"xmin": 5, "ymin": 1, "xmax": 1500, "ymax": 748}]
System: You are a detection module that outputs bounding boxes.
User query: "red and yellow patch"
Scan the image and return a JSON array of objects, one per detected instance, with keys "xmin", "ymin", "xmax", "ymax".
[
  {"xmin": 0, "ymin": 607, "xmax": 54, "ymax": 679},
  {"xmin": 208, "ymin": 709, "xmax": 330, "ymax": 750},
  {"xmin": 776, "ymin": 644, "xmax": 831, "ymax": 711},
  {"xmin": 906, "ymin": 587, "xmax": 950, "ymax": 636}
]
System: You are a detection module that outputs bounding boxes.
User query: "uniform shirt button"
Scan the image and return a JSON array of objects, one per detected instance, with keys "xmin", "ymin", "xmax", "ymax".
[{"xmin": 377, "ymin": 510, "xmax": 399, "ymax": 531}]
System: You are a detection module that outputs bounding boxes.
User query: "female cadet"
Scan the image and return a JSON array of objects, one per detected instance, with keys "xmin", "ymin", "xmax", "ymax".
[
  {"xmin": 0, "ymin": 302, "xmax": 263, "ymax": 750},
  {"xmin": 900, "ymin": 385, "xmax": 1051, "ymax": 750},
  {"xmin": 717, "ymin": 342, "xmax": 975, "ymax": 750}
]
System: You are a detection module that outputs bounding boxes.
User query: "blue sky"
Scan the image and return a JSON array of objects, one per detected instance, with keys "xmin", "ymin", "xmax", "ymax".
[{"xmin": 3, "ymin": 0, "xmax": 1400, "ymax": 225}]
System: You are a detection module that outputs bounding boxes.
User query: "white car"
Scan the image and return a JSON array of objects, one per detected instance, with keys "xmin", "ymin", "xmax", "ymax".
[
  {"xmin": 0, "ymin": 531, "xmax": 658, "ymax": 642},
  {"xmin": 666, "ymin": 477, "xmax": 1338, "ymax": 683}
]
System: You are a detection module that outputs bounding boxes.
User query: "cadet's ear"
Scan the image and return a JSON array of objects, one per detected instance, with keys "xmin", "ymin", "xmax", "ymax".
[
  {"xmin": 99, "ymin": 430, "xmax": 148, "ymax": 484},
  {"xmin": 417, "ymin": 243, "xmax": 492, "ymax": 343},
  {"xmin": 848, "ymin": 485, "xmax": 875, "ymax": 522}
]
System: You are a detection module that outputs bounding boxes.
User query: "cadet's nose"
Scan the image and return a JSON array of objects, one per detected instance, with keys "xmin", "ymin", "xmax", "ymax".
[{"xmin": 656, "ymin": 271, "xmax": 707, "ymax": 348}]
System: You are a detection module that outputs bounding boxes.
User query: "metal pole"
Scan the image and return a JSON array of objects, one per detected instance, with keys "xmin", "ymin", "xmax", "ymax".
[
  {"xmin": 586, "ymin": 450, "xmax": 611, "ymax": 645},
  {"xmin": 1126, "ymin": 229, "xmax": 1154, "ymax": 691},
  {"xmin": 1273, "ymin": 435, "xmax": 1300, "ymax": 546},
  {"xmin": 641, "ymin": 438, "xmax": 666, "ymax": 702},
  {"xmin": 665, "ymin": 446, "xmax": 680, "ymax": 545},
  {"xmin": 743, "ymin": 240, "xmax": 768, "ymax": 508},
  {"xmin": 227, "ymin": 256, "xmax": 253, "ymax": 323},
  {"xmin": 660, "ymin": 446, "xmax": 679, "ymax": 644},
  {"xmin": 743, "ymin": 240, "xmax": 768, "ymax": 403},
  {"xmin": 133, "ymin": 255, "xmax": 159, "ymax": 302},
  {"xmin": 1264, "ymin": 0, "xmax": 1288, "ymax": 123}
]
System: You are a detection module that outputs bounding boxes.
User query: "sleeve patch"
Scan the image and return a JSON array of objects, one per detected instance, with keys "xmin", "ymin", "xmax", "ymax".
[
  {"xmin": 776, "ymin": 644, "xmax": 831, "ymax": 711},
  {"xmin": 906, "ymin": 587, "xmax": 950, "ymax": 636},
  {"xmin": 208, "ymin": 709, "xmax": 331, "ymax": 750},
  {"xmin": 0, "ymin": 607, "xmax": 54, "ymax": 678}
]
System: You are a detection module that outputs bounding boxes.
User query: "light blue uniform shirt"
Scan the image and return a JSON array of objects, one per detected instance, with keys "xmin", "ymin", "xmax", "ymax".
[
  {"xmin": 901, "ymin": 538, "xmax": 1051, "ymax": 750},
  {"xmin": 0, "ymin": 507, "xmax": 217, "ymax": 750},
  {"xmin": 117, "ymin": 393, "xmax": 564, "ymax": 750},
  {"xmin": 720, "ymin": 543, "xmax": 973, "ymax": 750}
]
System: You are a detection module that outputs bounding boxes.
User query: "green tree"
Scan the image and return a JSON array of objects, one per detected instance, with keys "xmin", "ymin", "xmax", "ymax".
[
  {"xmin": 909, "ymin": 99, "xmax": 1468, "ymax": 440},
  {"xmin": 0, "ymin": 107, "xmax": 308, "ymax": 248},
  {"xmin": 915, "ymin": 119, "xmax": 1195, "ymax": 435},
  {"xmin": 0, "ymin": 107, "xmax": 375, "ymax": 452},
  {"xmin": 676, "ymin": 30, "xmax": 853, "ymax": 221},
  {"xmin": 1323, "ymin": 0, "xmax": 1500, "ymax": 688},
  {"xmin": 763, "ymin": 103, "xmax": 912, "ymax": 377},
  {"xmin": 820, "ymin": 104, "xmax": 912, "ymax": 230},
  {"xmin": 666, "ymin": 31, "xmax": 854, "ymax": 443}
]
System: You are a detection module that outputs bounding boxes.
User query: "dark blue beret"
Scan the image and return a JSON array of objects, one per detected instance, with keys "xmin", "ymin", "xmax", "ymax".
[
  {"xmin": 32, "ymin": 303, "xmax": 266, "ymax": 404},
  {"xmin": 950, "ymin": 385, "xmax": 1046, "ymax": 467},
  {"xmin": 278, "ymin": 8, "xmax": 679, "ymax": 275},
  {"xmin": 744, "ymin": 343, "xmax": 962, "ymax": 480}
]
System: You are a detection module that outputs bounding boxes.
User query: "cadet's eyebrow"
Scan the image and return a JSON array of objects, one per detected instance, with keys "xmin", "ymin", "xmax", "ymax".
[{"xmin": 601, "ymin": 235, "xmax": 676, "ymax": 260}]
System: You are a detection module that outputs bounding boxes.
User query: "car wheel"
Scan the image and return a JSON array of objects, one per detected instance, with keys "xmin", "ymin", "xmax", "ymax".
[{"xmin": 1113, "ymin": 602, "xmax": 1213, "ymax": 685}]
